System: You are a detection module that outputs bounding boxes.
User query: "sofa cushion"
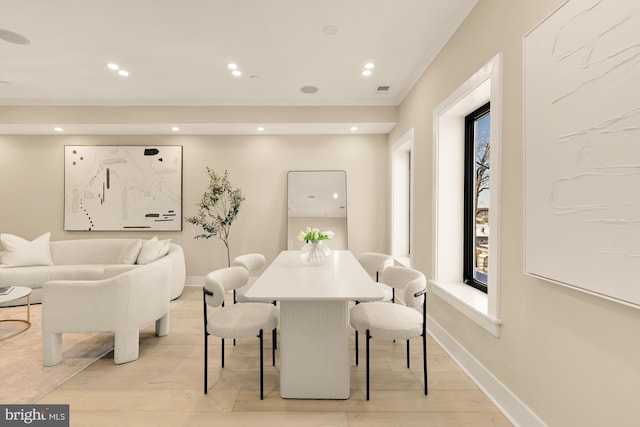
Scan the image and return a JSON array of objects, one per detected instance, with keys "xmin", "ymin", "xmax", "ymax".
[
  {"xmin": 136, "ymin": 237, "xmax": 171, "ymax": 265},
  {"xmin": 0, "ymin": 232, "xmax": 54, "ymax": 268},
  {"xmin": 119, "ymin": 239, "xmax": 142, "ymax": 264},
  {"xmin": 0, "ymin": 264, "xmax": 107, "ymax": 289},
  {"xmin": 50, "ymin": 239, "xmax": 131, "ymax": 265}
]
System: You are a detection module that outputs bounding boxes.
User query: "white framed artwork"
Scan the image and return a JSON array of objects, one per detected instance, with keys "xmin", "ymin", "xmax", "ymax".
[
  {"xmin": 524, "ymin": 0, "xmax": 640, "ymax": 308},
  {"xmin": 64, "ymin": 145, "xmax": 182, "ymax": 231}
]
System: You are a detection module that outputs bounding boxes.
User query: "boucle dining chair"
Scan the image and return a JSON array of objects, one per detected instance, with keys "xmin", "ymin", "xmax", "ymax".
[
  {"xmin": 203, "ymin": 266, "xmax": 279, "ymax": 400},
  {"xmin": 231, "ymin": 253, "xmax": 266, "ymax": 303},
  {"xmin": 231, "ymin": 253, "xmax": 276, "ymax": 348},
  {"xmin": 350, "ymin": 265, "xmax": 428, "ymax": 400},
  {"xmin": 354, "ymin": 252, "xmax": 395, "ymax": 362},
  {"xmin": 357, "ymin": 252, "xmax": 395, "ymax": 302}
]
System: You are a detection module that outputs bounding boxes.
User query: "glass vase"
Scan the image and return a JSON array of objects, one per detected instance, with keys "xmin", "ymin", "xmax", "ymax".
[{"xmin": 299, "ymin": 241, "xmax": 331, "ymax": 266}]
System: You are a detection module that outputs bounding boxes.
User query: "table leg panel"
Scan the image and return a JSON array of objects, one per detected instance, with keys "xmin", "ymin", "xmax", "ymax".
[{"xmin": 280, "ymin": 300, "xmax": 350, "ymax": 399}]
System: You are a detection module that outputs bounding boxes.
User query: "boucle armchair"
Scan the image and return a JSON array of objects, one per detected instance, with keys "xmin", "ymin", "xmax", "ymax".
[
  {"xmin": 42, "ymin": 258, "xmax": 171, "ymax": 366},
  {"xmin": 203, "ymin": 266, "xmax": 279, "ymax": 399},
  {"xmin": 349, "ymin": 265, "xmax": 428, "ymax": 400}
]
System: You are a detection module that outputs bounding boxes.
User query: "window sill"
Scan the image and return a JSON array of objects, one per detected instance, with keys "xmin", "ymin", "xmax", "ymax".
[{"xmin": 430, "ymin": 280, "xmax": 502, "ymax": 337}]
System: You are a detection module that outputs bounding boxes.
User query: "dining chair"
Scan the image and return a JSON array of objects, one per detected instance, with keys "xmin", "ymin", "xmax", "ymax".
[
  {"xmin": 354, "ymin": 252, "xmax": 395, "ymax": 361},
  {"xmin": 231, "ymin": 253, "xmax": 266, "ymax": 303},
  {"xmin": 357, "ymin": 252, "xmax": 395, "ymax": 302},
  {"xmin": 203, "ymin": 266, "xmax": 279, "ymax": 400},
  {"xmin": 231, "ymin": 253, "xmax": 277, "ymax": 348},
  {"xmin": 350, "ymin": 265, "xmax": 428, "ymax": 400}
]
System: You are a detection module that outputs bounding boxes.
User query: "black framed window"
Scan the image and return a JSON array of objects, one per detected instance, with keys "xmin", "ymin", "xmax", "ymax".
[{"xmin": 463, "ymin": 102, "xmax": 490, "ymax": 293}]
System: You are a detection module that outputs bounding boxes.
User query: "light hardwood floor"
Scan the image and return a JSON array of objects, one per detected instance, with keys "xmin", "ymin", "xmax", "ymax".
[{"xmin": 37, "ymin": 286, "xmax": 513, "ymax": 426}]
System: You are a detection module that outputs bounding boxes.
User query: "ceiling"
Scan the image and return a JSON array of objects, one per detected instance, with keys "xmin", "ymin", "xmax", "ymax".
[{"xmin": 0, "ymin": 0, "xmax": 478, "ymax": 134}]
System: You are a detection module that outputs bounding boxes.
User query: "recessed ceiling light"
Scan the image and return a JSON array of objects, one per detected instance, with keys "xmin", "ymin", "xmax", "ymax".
[
  {"xmin": 300, "ymin": 85, "xmax": 319, "ymax": 94},
  {"xmin": 118, "ymin": 69, "xmax": 129, "ymax": 77},
  {"xmin": 362, "ymin": 69, "xmax": 372, "ymax": 77},
  {"xmin": 332, "ymin": 193, "xmax": 338, "ymax": 199},
  {"xmin": 107, "ymin": 63, "xmax": 119, "ymax": 70},
  {"xmin": 171, "ymin": 127, "xmax": 180, "ymax": 132},
  {"xmin": 227, "ymin": 63, "xmax": 238, "ymax": 70},
  {"xmin": 231, "ymin": 70, "xmax": 242, "ymax": 77},
  {"xmin": 257, "ymin": 126, "xmax": 265, "ymax": 131},
  {"xmin": 54, "ymin": 127, "xmax": 63, "ymax": 132},
  {"xmin": 350, "ymin": 126, "xmax": 359, "ymax": 131},
  {"xmin": 364, "ymin": 63, "xmax": 375, "ymax": 70}
]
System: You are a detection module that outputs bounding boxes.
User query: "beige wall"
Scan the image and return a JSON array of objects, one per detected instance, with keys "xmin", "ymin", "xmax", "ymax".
[
  {"xmin": 391, "ymin": 0, "xmax": 640, "ymax": 426},
  {"xmin": 0, "ymin": 133, "xmax": 388, "ymax": 276}
]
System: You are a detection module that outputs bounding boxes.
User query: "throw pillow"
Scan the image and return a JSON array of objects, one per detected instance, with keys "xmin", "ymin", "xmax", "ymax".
[
  {"xmin": 118, "ymin": 239, "xmax": 142, "ymax": 264},
  {"xmin": 0, "ymin": 232, "xmax": 54, "ymax": 267},
  {"xmin": 136, "ymin": 236, "xmax": 171, "ymax": 265}
]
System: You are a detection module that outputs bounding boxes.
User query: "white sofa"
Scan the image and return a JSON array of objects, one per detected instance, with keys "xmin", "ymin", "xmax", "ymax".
[
  {"xmin": 41, "ymin": 255, "xmax": 172, "ymax": 365},
  {"xmin": 0, "ymin": 237, "xmax": 186, "ymax": 305}
]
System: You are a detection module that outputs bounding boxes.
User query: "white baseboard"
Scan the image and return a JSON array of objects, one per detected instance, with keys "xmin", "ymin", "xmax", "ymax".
[{"xmin": 427, "ymin": 315, "xmax": 547, "ymax": 427}]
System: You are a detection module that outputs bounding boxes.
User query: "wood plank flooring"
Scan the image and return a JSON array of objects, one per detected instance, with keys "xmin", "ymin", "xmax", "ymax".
[{"xmin": 37, "ymin": 286, "xmax": 512, "ymax": 426}]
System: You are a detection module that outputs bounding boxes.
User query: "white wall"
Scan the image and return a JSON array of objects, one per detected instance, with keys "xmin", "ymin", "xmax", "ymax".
[
  {"xmin": 391, "ymin": 0, "xmax": 640, "ymax": 426},
  {"xmin": 0, "ymin": 133, "xmax": 388, "ymax": 277},
  {"xmin": 391, "ymin": 147, "xmax": 410, "ymax": 259}
]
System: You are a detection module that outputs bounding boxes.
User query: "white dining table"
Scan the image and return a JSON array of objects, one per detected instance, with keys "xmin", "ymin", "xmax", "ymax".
[{"xmin": 244, "ymin": 249, "xmax": 384, "ymax": 399}]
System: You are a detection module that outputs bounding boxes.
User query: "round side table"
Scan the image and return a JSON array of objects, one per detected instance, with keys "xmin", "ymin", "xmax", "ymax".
[{"xmin": 0, "ymin": 286, "xmax": 32, "ymax": 341}]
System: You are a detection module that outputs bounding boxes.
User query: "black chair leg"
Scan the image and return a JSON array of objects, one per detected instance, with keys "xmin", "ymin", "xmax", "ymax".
[
  {"xmin": 355, "ymin": 330, "xmax": 359, "ymax": 365},
  {"xmin": 354, "ymin": 300, "xmax": 361, "ymax": 365},
  {"xmin": 423, "ymin": 332, "xmax": 428, "ymax": 395},
  {"xmin": 259, "ymin": 329, "xmax": 264, "ymax": 400},
  {"xmin": 233, "ymin": 290, "xmax": 237, "ymax": 346},
  {"xmin": 221, "ymin": 338, "xmax": 225, "ymax": 368},
  {"xmin": 366, "ymin": 330, "xmax": 371, "ymax": 401},
  {"xmin": 407, "ymin": 339, "xmax": 410, "ymax": 368},
  {"xmin": 204, "ymin": 332, "xmax": 208, "ymax": 394},
  {"xmin": 203, "ymin": 289, "xmax": 209, "ymax": 395},
  {"xmin": 272, "ymin": 301, "xmax": 278, "ymax": 350},
  {"xmin": 272, "ymin": 328, "xmax": 276, "ymax": 366}
]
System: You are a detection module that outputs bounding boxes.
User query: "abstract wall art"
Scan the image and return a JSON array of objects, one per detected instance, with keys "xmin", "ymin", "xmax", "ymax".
[
  {"xmin": 64, "ymin": 145, "xmax": 182, "ymax": 231},
  {"xmin": 524, "ymin": 0, "xmax": 640, "ymax": 308}
]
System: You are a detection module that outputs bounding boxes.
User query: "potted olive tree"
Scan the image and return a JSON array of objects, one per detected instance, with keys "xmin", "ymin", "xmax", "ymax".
[{"xmin": 185, "ymin": 168, "xmax": 245, "ymax": 267}]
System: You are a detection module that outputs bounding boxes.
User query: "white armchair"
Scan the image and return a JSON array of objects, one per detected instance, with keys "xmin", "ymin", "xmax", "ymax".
[
  {"xmin": 350, "ymin": 265, "xmax": 428, "ymax": 400},
  {"xmin": 42, "ymin": 261, "xmax": 171, "ymax": 366},
  {"xmin": 203, "ymin": 266, "xmax": 279, "ymax": 399}
]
